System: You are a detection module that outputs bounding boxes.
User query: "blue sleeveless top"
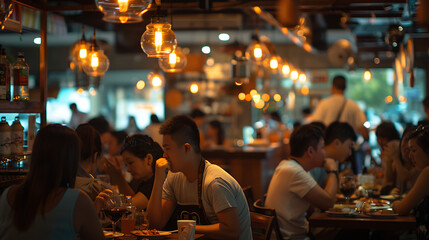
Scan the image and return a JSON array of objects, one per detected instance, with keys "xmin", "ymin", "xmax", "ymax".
[{"xmin": 0, "ymin": 187, "xmax": 80, "ymax": 240}]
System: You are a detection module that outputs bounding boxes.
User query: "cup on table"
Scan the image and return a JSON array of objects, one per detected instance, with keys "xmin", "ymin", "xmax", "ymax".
[
  {"xmin": 177, "ymin": 220, "xmax": 196, "ymax": 240},
  {"xmin": 135, "ymin": 210, "xmax": 148, "ymax": 230}
]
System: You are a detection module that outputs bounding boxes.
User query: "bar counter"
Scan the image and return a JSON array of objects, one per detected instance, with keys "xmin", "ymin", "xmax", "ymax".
[{"xmin": 202, "ymin": 143, "xmax": 284, "ymax": 198}]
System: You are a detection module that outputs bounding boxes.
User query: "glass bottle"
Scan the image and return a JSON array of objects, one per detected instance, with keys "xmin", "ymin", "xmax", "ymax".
[
  {"xmin": 0, "ymin": 116, "xmax": 11, "ymax": 158},
  {"xmin": 12, "ymin": 52, "xmax": 29, "ymax": 102},
  {"xmin": 0, "ymin": 47, "xmax": 11, "ymax": 101},
  {"xmin": 121, "ymin": 196, "xmax": 136, "ymax": 235},
  {"xmin": 11, "ymin": 116, "xmax": 24, "ymax": 158}
]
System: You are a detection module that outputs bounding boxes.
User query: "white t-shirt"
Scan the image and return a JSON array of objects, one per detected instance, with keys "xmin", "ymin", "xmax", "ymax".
[
  {"xmin": 309, "ymin": 94, "xmax": 367, "ymax": 133},
  {"xmin": 265, "ymin": 160, "xmax": 317, "ymax": 240},
  {"xmin": 162, "ymin": 161, "xmax": 252, "ymax": 240}
]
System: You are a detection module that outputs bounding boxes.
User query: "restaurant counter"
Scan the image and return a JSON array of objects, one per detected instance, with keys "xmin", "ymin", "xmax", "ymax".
[{"xmin": 202, "ymin": 143, "xmax": 285, "ymax": 199}]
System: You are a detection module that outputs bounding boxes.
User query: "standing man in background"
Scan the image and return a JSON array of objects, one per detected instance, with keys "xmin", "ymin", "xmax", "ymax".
[{"xmin": 69, "ymin": 103, "xmax": 89, "ymax": 129}]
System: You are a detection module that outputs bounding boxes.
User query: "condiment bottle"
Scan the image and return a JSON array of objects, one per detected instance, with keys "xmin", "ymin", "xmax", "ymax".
[
  {"xmin": 12, "ymin": 52, "xmax": 29, "ymax": 102},
  {"xmin": 11, "ymin": 116, "xmax": 24, "ymax": 157},
  {"xmin": 0, "ymin": 117, "xmax": 11, "ymax": 157}
]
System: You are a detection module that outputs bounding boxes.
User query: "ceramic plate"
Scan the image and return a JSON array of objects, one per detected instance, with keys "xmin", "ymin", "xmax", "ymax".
[
  {"xmin": 103, "ymin": 231, "xmax": 124, "ymax": 238},
  {"xmin": 131, "ymin": 230, "xmax": 171, "ymax": 239}
]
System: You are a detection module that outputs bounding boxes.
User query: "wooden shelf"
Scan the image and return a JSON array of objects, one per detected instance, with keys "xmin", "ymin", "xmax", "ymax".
[{"xmin": 0, "ymin": 102, "xmax": 43, "ymax": 113}]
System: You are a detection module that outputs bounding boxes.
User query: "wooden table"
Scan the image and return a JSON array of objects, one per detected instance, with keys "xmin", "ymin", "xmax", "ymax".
[
  {"xmin": 117, "ymin": 233, "xmax": 205, "ymax": 239},
  {"xmin": 309, "ymin": 212, "xmax": 416, "ymax": 230}
]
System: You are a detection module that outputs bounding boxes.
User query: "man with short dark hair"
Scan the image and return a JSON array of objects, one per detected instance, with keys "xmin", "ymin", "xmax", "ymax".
[
  {"xmin": 68, "ymin": 103, "xmax": 89, "ymax": 129},
  {"xmin": 147, "ymin": 115, "xmax": 252, "ymax": 240},
  {"xmin": 309, "ymin": 75, "xmax": 369, "ymax": 141},
  {"xmin": 310, "ymin": 122, "xmax": 357, "ymax": 186},
  {"xmin": 265, "ymin": 124, "xmax": 338, "ymax": 239}
]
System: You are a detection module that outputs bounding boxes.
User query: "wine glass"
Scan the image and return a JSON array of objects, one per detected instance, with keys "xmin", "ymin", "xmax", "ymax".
[
  {"xmin": 103, "ymin": 195, "xmax": 125, "ymax": 236},
  {"xmin": 340, "ymin": 176, "xmax": 356, "ymax": 203}
]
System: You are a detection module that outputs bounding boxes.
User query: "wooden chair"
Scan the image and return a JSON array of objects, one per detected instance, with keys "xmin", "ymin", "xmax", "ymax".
[
  {"xmin": 253, "ymin": 198, "xmax": 283, "ymax": 240},
  {"xmin": 242, "ymin": 185, "xmax": 255, "ymax": 212},
  {"xmin": 250, "ymin": 211, "xmax": 276, "ymax": 240}
]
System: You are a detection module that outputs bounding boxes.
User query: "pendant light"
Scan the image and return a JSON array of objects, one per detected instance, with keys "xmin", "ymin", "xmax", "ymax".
[
  {"xmin": 82, "ymin": 29, "xmax": 110, "ymax": 77},
  {"xmin": 71, "ymin": 26, "xmax": 91, "ymax": 66},
  {"xmin": 148, "ymin": 71, "xmax": 164, "ymax": 89},
  {"xmin": 96, "ymin": 0, "xmax": 151, "ymax": 24},
  {"xmin": 364, "ymin": 69, "xmax": 371, "ymax": 82},
  {"xmin": 141, "ymin": 5, "xmax": 177, "ymax": 58},
  {"xmin": 158, "ymin": 47, "xmax": 187, "ymax": 72},
  {"xmin": 245, "ymin": 31, "xmax": 270, "ymax": 64},
  {"xmin": 0, "ymin": 0, "xmax": 13, "ymax": 27}
]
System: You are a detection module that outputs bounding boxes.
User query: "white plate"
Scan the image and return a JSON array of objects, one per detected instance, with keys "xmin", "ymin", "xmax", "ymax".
[
  {"xmin": 326, "ymin": 210, "xmax": 359, "ymax": 217},
  {"xmin": 103, "ymin": 231, "xmax": 124, "ymax": 238},
  {"xmin": 131, "ymin": 230, "xmax": 171, "ymax": 239}
]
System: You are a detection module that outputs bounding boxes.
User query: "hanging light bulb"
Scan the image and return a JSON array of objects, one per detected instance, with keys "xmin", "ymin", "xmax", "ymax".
[
  {"xmin": 364, "ymin": 69, "xmax": 372, "ymax": 82},
  {"xmin": 290, "ymin": 69, "xmax": 299, "ymax": 82},
  {"xmin": 82, "ymin": 29, "xmax": 110, "ymax": 77},
  {"xmin": 245, "ymin": 32, "xmax": 270, "ymax": 64},
  {"xmin": 159, "ymin": 47, "xmax": 187, "ymax": 72},
  {"xmin": 141, "ymin": 6, "xmax": 177, "ymax": 58},
  {"xmin": 95, "ymin": 0, "xmax": 150, "ymax": 24},
  {"xmin": 269, "ymin": 55, "xmax": 283, "ymax": 73},
  {"xmin": 0, "ymin": 0, "xmax": 13, "ymax": 27},
  {"xmin": 148, "ymin": 71, "xmax": 164, "ymax": 89},
  {"xmin": 282, "ymin": 63, "xmax": 290, "ymax": 77},
  {"xmin": 190, "ymin": 83, "xmax": 199, "ymax": 94},
  {"xmin": 70, "ymin": 26, "xmax": 91, "ymax": 66},
  {"xmin": 299, "ymin": 73, "xmax": 307, "ymax": 83}
]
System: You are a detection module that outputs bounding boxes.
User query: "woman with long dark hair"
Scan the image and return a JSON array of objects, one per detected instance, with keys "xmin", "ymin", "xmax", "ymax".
[
  {"xmin": 0, "ymin": 124, "xmax": 104, "ymax": 240},
  {"xmin": 104, "ymin": 134, "xmax": 163, "ymax": 210}
]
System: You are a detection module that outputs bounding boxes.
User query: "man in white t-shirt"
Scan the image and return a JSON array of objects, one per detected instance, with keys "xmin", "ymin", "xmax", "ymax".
[
  {"xmin": 265, "ymin": 124, "xmax": 338, "ymax": 239},
  {"xmin": 147, "ymin": 115, "xmax": 252, "ymax": 240},
  {"xmin": 309, "ymin": 75, "xmax": 369, "ymax": 141}
]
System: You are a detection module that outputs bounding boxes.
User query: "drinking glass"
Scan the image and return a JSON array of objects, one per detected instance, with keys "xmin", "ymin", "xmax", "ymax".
[
  {"xmin": 102, "ymin": 195, "xmax": 125, "ymax": 235},
  {"xmin": 340, "ymin": 176, "xmax": 356, "ymax": 203}
]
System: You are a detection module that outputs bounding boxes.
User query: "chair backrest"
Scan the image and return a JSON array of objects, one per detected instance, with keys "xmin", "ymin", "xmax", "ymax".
[
  {"xmin": 253, "ymin": 198, "xmax": 283, "ymax": 240},
  {"xmin": 242, "ymin": 185, "xmax": 255, "ymax": 212},
  {"xmin": 250, "ymin": 211, "xmax": 275, "ymax": 240}
]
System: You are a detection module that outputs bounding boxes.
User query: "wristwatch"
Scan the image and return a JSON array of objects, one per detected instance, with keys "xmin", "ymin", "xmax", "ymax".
[{"xmin": 327, "ymin": 169, "xmax": 339, "ymax": 178}]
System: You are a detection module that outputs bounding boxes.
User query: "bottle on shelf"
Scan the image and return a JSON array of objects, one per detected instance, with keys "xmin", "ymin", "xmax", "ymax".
[
  {"xmin": 11, "ymin": 116, "xmax": 24, "ymax": 159},
  {"xmin": 0, "ymin": 47, "xmax": 11, "ymax": 101},
  {"xmin": 0, "ymin": 117, "xmax": 12, "ymax": 158},
  {"xmin": 121, "ymin": 196, "xmax": 136, "ymax": 234},
  {"xmin": 12, "ymin": 52, "xmax": 29, "ymax": 102}
]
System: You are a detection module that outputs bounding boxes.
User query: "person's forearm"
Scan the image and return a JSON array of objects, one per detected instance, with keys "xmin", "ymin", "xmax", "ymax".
[
  {"xmin": 147, "ymin": 177, "xmax": 165, "ymax": 229},
  {"xmin": 112, "ymin": 174, "xmax": 135, "ymax": 197},
  {"xmin": 324, "ymin": 173, "xmax": 338, "ymax": 201},
  {"xmin": 196, "ymin": 223, "xmax": 240, "ymax": 240}
]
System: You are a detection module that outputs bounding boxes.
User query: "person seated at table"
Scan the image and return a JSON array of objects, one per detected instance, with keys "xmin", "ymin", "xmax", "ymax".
[
  {"xmin": 310, "ymin": 121, "xmax": 357, "ymax": 187},
  {"xmin": 75, "ymin": 124, "xmax": 114, "ymax": 212},
  {"xmin": 0, "ymin": 124, "xmax": 104, "ymax": 240},
  {"xmin": 106, "ymin": 130, "xmax": 132, "ymax": 183},
  {"xmin": 147, "ymin": 115, "xmax": 252, "ymax": 240},
  {"xmin": 375, "ymin": 121, "xmax": 401, "ymax": 194},
  {"xmin": 104, "ymin": 134, "xmax": 163, "ymax": 210},
  {"xmin": 265, "ymin": 124, "xmax": 338, "ymax": 240},
  {"xmin": 388, "ymin": 125, "xmax": 420, "ymax": 196},
  {"xmin": 392, "ymin": 124, "xmax": 429, "ymax": 240},
  {"xmin": 203, "ymin": 119, "xmax": 230, "ymax": 149}
]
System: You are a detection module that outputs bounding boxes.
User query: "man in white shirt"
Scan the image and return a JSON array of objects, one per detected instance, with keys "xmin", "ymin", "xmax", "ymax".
[
  {"xmin": 309, "ymin": 75, "xmax": 369, "ymax": 141},
  {"xmin": 147, "ymin": 115, "xmax": 252, "ymax": 240},
  {"xmin": 265, "ymin": 124, "xmax": 338, "ymax": 239},
  {"xmin": 69, "ymin": 103, "xmax": 89, "ymax": 129}
]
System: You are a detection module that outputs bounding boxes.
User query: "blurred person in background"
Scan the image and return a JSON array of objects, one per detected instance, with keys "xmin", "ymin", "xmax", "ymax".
[
  {"xmin": 144, "ymin": 114, "xmax": 163, "ymax": 145},
  {"xmin": 75, "ymin": 123, "xmax": 114, "ymax": 212},
  {"xmin": 0, "ymin": 124, "xmax": 104, "ymax": 240},
  {"xmin": 375, "ymin": 121, "xmax": 401, "ymax": 195},
  {"xmin": 107, "ymin": 130, "xmax": 131, "ymax": 183},
  {"xmin": 88, "ymin": 115, "xmax": 112, "ymax": 150},
  {"xmin": 392, "ymin": 124, "xmax": 429, "ymax": 240},
  {"xmin": 190, "ymin": 109, "xmax": 207, "ymax": 148},
  {"xmin": 104, "ymin": 134, "xmax": 163, "ymax": 210},
  {"xmin": 203, "ymin": 120, "xmax": 230, "ymax": 149},
  {"xmin": 418, "ymin": 97, "xmax": 429, "ymax": 126},
  {"xmin": 125, "ymin": 116, "xmax": 140, "ymax": 135},
  {"xmin": 68, "ymin": 103, "xmax": 88, "ymax": 129}
]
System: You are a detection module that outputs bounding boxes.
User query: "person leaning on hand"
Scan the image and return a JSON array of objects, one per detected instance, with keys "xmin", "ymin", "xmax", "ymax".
[{"xmin": 147, "ymin": 115, "xmax": 252, "ymax": 240}]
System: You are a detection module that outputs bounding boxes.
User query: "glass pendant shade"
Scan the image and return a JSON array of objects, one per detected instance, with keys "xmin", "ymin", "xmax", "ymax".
[
  {"xmin": 0, "ymin": 0, "xmax": 13, "ymax": 26},
  {"xmin": 148, "ymin": 72, "xmax": 164, "ymax": 89},
  {"xmin": 159, "ymin": 47, "xmax": 187, "ymax": 72},
  {"xmin": 82, "ymin": 49, "xmax": 110, "ymax": 77},
  {"xmin": 95, "ymin": 0, "xmax": 151, "ymax": 23},
  {"xmin": 245, "ymin": 40, "xmax": 270, "ymax": 64},
  {"xmin": 141, "ymin": 19, "xmax": 177, "ymax": 58},
  {"xmin": 71, "ymin": 39, "xmax": 91, "ymax": 65}
]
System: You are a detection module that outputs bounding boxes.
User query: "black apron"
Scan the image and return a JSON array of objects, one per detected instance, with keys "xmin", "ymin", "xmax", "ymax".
[{"xmin": 163, "ymin": 159, "xmax": 210, "ymax": 230}]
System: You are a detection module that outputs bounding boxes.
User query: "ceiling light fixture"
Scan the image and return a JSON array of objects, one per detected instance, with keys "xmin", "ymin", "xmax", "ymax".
[
  {"xmin": 148, "ymin": 71, "xmax": 164, "ymax": 89},
  {"xmin": 218, "ymin": 33, "xmax": 230, "ymax": 41},
  {"xmin": 82, "ymin": 29, "xmax": 110, "ymax": 77},
  {"xmin": 202, "ymin": 46, "xmax": 211, "ymax": 54},
  {"xmin": 96, "ymin": 0, "xmax": 151, "ymax": 23},
  {"xmin": 245, "ymin": 31, "xmax": 270, "ymax": 64},
  {"xmin": 159, "ymin": 46, "xmax": 187, "ymax": 72},
  {"xmin": 71, "ymin": 26, "xmax": 91, "ymax": 66},
  {"xmin": 141, "ymin": 4, "xmax": 177, "ymax": 58}
]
